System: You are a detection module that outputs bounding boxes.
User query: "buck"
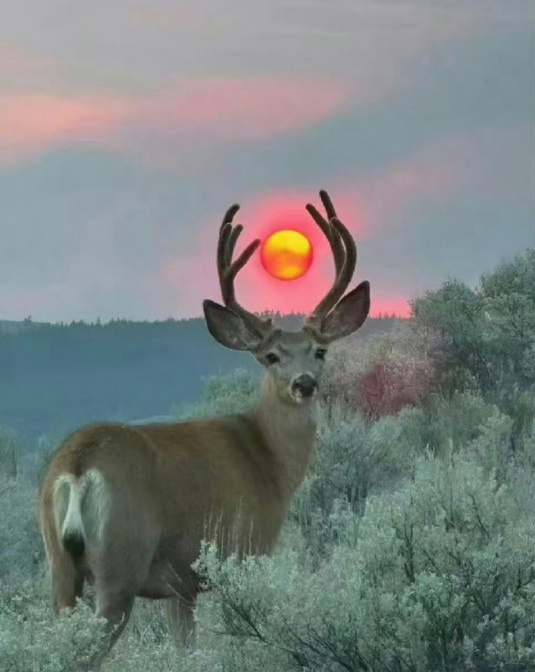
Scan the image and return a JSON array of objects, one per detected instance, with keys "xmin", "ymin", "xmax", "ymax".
[{"xmin": 39, "ymin": 190, "xmax": 370, "ymax": 669}]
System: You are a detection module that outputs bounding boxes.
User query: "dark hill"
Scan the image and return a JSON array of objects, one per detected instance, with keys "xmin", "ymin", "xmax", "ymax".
[{"xmin": 0, "ymin": 314, "xmax": 399, "ymax": 442}]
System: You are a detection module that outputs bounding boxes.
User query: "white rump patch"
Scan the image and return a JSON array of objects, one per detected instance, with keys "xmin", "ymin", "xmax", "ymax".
[{"xmin": 53, "ymin": 469, "xmax": 110, "ymax": 548}]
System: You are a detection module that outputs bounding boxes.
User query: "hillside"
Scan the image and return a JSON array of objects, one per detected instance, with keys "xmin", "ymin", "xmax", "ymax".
[{"xmin": 0, "ymin": 314, "xmax": 400, "ymax": 442}]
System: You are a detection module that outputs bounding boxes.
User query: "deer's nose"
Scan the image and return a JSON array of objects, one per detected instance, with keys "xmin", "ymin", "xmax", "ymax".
[{"xmin": 291, "ymin": 374, "xmax": 318, "ymax": 397}]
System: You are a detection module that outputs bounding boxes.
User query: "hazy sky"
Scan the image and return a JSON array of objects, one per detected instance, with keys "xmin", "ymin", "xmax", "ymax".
[{"xmin": 1, "ymin": 0, "xmax": 533, "ymax": 322}]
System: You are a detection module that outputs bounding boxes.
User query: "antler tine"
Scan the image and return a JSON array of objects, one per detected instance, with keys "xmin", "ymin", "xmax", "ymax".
[
  {"xmin": 304, "ymin": 190, "xmax": 357, "ymax": 327},
  {"xmin": 216, "ymin": 204, "xmax": 272, "ymax": 338},
  {"xmin": 305, "ymin": 195, "xmax": 345, "ymax": 275}
]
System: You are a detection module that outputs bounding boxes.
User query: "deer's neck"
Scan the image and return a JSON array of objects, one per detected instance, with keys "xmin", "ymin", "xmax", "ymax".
[{"xmin": 250, "ymin": 375, "xmax": 317, "ymax": 498}]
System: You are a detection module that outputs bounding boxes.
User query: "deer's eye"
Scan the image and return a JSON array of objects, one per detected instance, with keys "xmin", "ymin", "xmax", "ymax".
[
  {"xmin": 315, "ymin": 348, "xmax": 327, "ymax": 360},
  {"xmin": 266, "ymin": 352, "xmax": 280, "ymax": 365}
]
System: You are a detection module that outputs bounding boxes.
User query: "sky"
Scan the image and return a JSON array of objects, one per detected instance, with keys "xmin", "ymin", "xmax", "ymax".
[{"xmin": 0, "ymin": 0, "xmax": 533, "ymax": 322}]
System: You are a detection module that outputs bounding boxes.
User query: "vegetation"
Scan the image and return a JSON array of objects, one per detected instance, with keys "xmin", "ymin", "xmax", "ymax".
[
  {"xmin": 0, "ymin": 311, "xmax": 396, "ymax": 442},
  {"xmin": 0, "ymin": 249, "xmax": 534, "ymax": 670}
]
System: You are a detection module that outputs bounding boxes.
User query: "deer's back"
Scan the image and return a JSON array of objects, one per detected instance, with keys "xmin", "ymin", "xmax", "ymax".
[{"xmin": 41, "ymin": 416, "xmax": 288, "ymax": 557}]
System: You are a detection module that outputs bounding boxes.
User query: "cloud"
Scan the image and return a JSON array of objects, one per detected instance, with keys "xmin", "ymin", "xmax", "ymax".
[
  {"xmin": 3, "ymin": 0, "xmax": 507, "ymax": 90},
  {"xmin": 320, "ymin": 121, "xmax": 535, "ymax": 307},
  {"xmin": 158, "ymin": 121, "xmax": 533, "ymax": 320},
  {"xmin": 1, "ymin": 0, "xmax": 514, "ymax": 169},
  {"xmin": 0, "ymin": 0, "xmax": 531, "ymax": 322},
  {"xmin": 0, "ymin": 78, "xmax": 351, "ymax": 167},
  {"xmin": 0, "ymin": 94, "xmax": 129, "ymax": 165},
  {"xmin": 336, "ymin": 121, "xmax": 534, "ymax": 236}
]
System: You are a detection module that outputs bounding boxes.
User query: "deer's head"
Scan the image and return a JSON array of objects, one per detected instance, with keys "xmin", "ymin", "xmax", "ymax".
[{"xmin": 204, "ymin": 190, "xmax": 370, "ymax": 405}]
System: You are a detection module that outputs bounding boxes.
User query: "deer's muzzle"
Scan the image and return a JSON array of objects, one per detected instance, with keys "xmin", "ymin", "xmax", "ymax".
[{"xmin": 291, "ymin": 374, "xmax": 318, "ymax": 398}]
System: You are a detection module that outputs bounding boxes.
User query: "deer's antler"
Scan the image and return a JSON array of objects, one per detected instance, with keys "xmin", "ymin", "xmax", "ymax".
[
  {"xmin": 304, "ymin": 190, "xmax": 357, "ymax": 332},
  {"xmin": 217, "ymin": 204, "xmax": 273, "ymax": 339}
]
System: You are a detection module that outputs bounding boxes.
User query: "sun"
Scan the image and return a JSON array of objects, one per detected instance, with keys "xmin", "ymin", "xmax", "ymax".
[{"xmin": 261, "ymin": 230, "xmax": 313, "ymax": 280}]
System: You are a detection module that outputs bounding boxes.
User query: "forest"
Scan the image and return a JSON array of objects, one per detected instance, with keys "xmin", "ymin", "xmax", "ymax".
[
  {"xmin": 0, "ymin": 310, "xmax": 397, "ymax": 445},
  {"xmin": 0, "ymin": 248, "xmax": 534, "ymax": 671}
]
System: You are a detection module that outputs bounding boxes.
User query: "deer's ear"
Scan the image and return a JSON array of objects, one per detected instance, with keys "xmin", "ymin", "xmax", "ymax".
[
  {"xmin": 319, "ymin": 281, "xmax": 370, "ymax": 342},
  {"xmin": 203, "ymin": 300, "xmax": 261, "ymax": 351}
]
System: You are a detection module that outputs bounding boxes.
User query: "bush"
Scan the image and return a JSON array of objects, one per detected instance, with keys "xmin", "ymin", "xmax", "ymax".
[
  {"xmin": 292, "ymin": 390, "xmax": 504, "ymax": 555},
  {"xmin": 322, "ymin": 321, "xmax": 442, "ymax": 418},
  {"xmin": 171, "ymin": 368, "xmax": 261, "ymax": 420},
  {"xmin": 195, "ymin": 454, "xmax": 535, "ymax": 672},
  {"xmin": 0, "ymin": 580, "xmax": 109, "ymax": 672},
  {"xmin": 0, "ymin": 428, "xmax": 21, "ymax": 479},
  {"xmin": 411, "ymin": 279, "xmax": 490, "ymax": 395},
  {"xmin": 291, "ymin": 411, "xmax": 416, "ymax": 556},
  {"xmin": 397, "ymin": 391, "xmax": 497, "ymax": 459},
  {"xmin": 0, "ymin": 574, "xmax": 222, "ymax": 672},
  {"xmin": 480, "ymin": 249, "xmax": 535, "ymax": 395},
  {"xmin": 2, "ymin": 249, "xmax": 534, "ymax": 671},
  {"xmin": 410, "ymin": 250, "xmax": 535, "ymax": 407},
  {"xmin": 0, "ymin": 472, "xmax": 43, "ymax": 583}
]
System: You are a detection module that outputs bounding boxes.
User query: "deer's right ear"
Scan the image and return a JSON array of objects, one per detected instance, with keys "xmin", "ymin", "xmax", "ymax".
[
  {"xmin": 319, "ymin": 280, "xmax": 370, "ymax": 342},
  {"xmin": 203, "ymin": 300, "xmax": 261, "ymax": 351}
]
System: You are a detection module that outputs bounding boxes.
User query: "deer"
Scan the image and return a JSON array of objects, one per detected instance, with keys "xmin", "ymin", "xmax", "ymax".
[{"xmin": 38, "ymin": 190, "xmax": 370, "ymax": 669}]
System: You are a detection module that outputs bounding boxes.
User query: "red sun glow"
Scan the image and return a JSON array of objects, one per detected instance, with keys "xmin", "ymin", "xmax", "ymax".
[{"xmin": 261, "ymin": 230, "xmax": 313, "ymax": 280}]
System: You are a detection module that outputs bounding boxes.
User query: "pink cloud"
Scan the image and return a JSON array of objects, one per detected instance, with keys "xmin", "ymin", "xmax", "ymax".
[
  {"xmin": 0, "ymin": 78, "xmax": 351, "ymax": 167},
  {"xmin": 335, "ymin": 123, "xmax": 533, "ymax": 237},
  {"xmin": 142, "ymin": 78, "xmax": 349, "ymax": 141},
  {"xmin": 160, "ymin": 123, "xmax": 530, "ymax": 321},
  {"xmin": 0, "ymin": 94, "xmax": 129, "ymax": 164}
]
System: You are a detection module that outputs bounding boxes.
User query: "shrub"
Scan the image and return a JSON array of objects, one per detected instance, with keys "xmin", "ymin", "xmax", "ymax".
[
  {"xmin": 292, "ymin": 391, "xmax": 502, "ymax": 555},
  {"xmin": 0, "ymin": 580, "xmax": 109, "ymax": 672},
  {"xmin": 0, "ymin": 472, "xmax": 43, "ymax": 583},
  {"xmin": 480, "ymin": 249, "xmax": 535, "ymax": 394},
  {"xmin": 322, "ymin": 321, "xmax": 442, "ymax": 418},
  {"xmin": 0, "ymin": 427, "xmax": 21, "ymax": 479},
  {"xmin": 171, "ymin": 368, "xmax": 261, "ymax": 420},
  {"xmin": 396, "ymin": 391, "xmax": 497, "ymax": 459},
  {"xmin": 410, "ymin": 250, "xmax": 535, "ymax": 407},
  {"xmin": 195, "ymin": 454, "xmax": 535, "ymax": 672},
  {"xmin": 411, "ymin": 279, "xmax": 490, "ymax": 395}
]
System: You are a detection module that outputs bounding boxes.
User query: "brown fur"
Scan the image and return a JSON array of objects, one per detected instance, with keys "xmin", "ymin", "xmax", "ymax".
[
  {"xmin": 38, "ymin": 190, "xmax": 370, "ymax": 670},
  {"xmin": 39, "ymin": 377, "xmax": 317, "ymax": 668}
]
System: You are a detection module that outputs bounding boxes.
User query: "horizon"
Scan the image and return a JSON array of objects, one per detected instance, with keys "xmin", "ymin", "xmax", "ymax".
[
  {"xmin": 1, "ymin": 1, "xmax": 533, "ymax": 323},
  {"xmin": 0, "ymin": 309, "xmax": 408, "ymax": 327}
]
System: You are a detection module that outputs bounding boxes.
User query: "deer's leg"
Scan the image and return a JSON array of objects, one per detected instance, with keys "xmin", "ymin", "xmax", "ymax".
[
  {"xmin": 50, "ymin": 553, "xmax": 85, "ymax": 613},
  {"xmin": 166, "ymin": 595, "xmax": 197, "ymax": 649},
  {"xmin": 88, "ymin": 538, "xmax": 152, "ymax": 669},
  {"xmin": 87, "ymin": 589, "xmax": 135, "ymax": 669},
  {"xmin": 41, "ymin": 513, "xmax": 85, "ymax": 613}
]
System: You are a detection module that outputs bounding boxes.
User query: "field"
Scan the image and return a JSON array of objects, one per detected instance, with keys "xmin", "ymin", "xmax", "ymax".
[{"xmin": 1, "ymin": 250, "xmax": 534, "ymax": 672}]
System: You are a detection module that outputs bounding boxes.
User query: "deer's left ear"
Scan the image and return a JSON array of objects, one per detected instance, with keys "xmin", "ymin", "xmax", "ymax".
[
  {"xmin": 319, "ymin": 281, "xmax": 370, "ymax": 342},
  {"xmin": 203, "ymin": 300, "xmax": 263, "ymax": 351}
]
